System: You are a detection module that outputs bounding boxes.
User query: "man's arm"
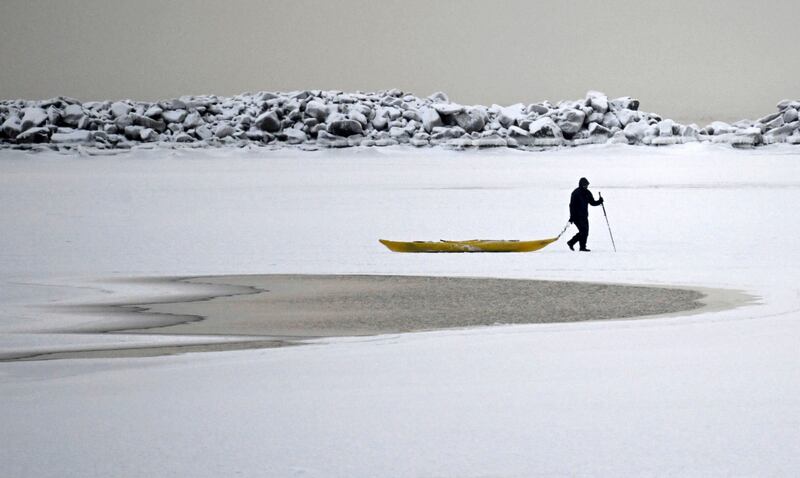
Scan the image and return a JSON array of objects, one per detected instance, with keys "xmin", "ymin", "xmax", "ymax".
[{"xmin": 586, "ymin": 189, "xmax": 604, "ymax": 206}]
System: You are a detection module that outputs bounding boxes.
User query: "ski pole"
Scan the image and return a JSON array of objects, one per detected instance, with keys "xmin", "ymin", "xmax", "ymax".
[{"xmin": 599, "ymin": 192, "xmax": 617, "ymax": 252}]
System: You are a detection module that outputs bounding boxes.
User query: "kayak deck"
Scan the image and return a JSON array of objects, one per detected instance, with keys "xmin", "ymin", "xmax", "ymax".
[{"xmin": 379, "ymin": 237, "xmax": 559, "ymax": 253}]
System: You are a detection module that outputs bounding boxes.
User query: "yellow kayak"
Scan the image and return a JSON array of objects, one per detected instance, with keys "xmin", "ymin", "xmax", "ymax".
[{"xmin": 379, "ymin": 237, "xmax": 559, "ymax": 253}]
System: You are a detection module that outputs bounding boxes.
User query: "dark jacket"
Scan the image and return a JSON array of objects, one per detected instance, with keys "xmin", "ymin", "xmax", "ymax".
[{"xmin": 569, "ymin": 187, "xmax": 602, "ymax": 222}]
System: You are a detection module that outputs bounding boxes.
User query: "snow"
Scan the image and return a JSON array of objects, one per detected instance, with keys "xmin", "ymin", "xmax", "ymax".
[{"xmin": 2, "ymin": 143, "xmax": 800, "ymax": 476}]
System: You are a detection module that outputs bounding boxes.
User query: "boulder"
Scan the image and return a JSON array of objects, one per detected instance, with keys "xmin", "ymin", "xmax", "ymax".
[
  {"xmin": 144, "ymin": 105, "xmax": 163, "ymax": 118},
  {"xmin": 421, "ymin": 108, "xmax": 443, "ymax": 133},
  {"xmin": 162, "ymin": 109, "xmax": 188, "ymax": 124},
  {"xmin": 410, "ymin": 132, "xmax": 430, "ymax": 147},
  {"xmin": 433, "ymin": 103, "xmax": 464, "ymax": 116},
  {"xmin": 657, "ymin": 119, "xmax": 674, "ymax": 137},
  {"xmin": 389, "ymin": 126, "xmax": 410, "ymax": 142},
  {"xmin": 507, "ymin": 125, "xmax": 533, "ymax": 145},
  {"xmin": 349, "ymin": 110, "xmax": 369, "ymax": 127},
  {"xmin": 62, "ymin": 104, "xmax": 84, "ymax": 126},
  {"xmin": 496, "ymin": 103, "xmax": 525, "ymax": 128},
  {"xmin": 528, "ymin": 117, "xmax": 563, "ymax": 138},
  {"xmin": 708, "ymin": 121, "xmax": 735, "ymax": 135},
  {"xmin": 174, "ymin": 132, "xmax": 194, "ymax": 143},
  {"xmin": 587, "ymin": 92, "xmax": 609, "ymax": 113},
  {"xmin": 195, "ymin": 125, "xmax": 214, "ymax": 140},
  {"xmin": 183, "ymin": 112, "xmax": 204, "ymax": 129},
  {"xmin": 610, "ymin": 96, "xmax": 640, "ymax": 111},
  {"xmin": 16, "ymin": 126, "xmax": 50, "ymax": 143},
  {"xmin": 586, "ymin": 111, "xmax": 604, "ymax": 124},
  {"xmin": 51, "ymin": 130, "xmax": 94, "ymax": 143},
  {"xmin": 601, "ymin": 112, "xmax": 621, "ymax": 129},
  {"xmin": 46, "ymin": 105, "xmax": 61, "ymax": 125},
  {"xmin": 140, "ymin": 128, "xmax": 159, "ymax": 142},
  {"xmin": 454, "ymin": 108, "xmax": 487, "ymax": 133},
  {"xmin": 528, "ymin": 104, "xmax": 550, "ymax": 115},
  {"xmin": 762, "ymin": 115, "xmax": 785, "ymax": 132},
  {"xmin": 214, "ymin": 124, "xmax": 235, "ymax": 138},
  {"xmin": 284, "ymin": 129, "xmax": 307, "ymax": 145},
  {"xmin": 327, "ymin": 119, "xmax": 363, "ymax": 137},
  {"xmin": 371, "ymin": 115, "xmax": 389, "ymax": 131},
  {"xmin": 316, "ymin": 130, "xmax": 349, "ymax": 148},
  {"xmin": 765, "ymin": 121, "xmax": 799, "ymax": 138},
  {"xmin": 20, "ymin": 107, "xmax": 48, "ymax": 131},
  {"xmin": 402, "ymin": 110, "xmax": 422, "ymax": 122},
  {"xmin": 304, "ymin": 101, "xmax": 330, "ymax": 122},
  {"xmin": 255, "ymin": 111, "xmax": 281, "ymax": 132},
  {"xmin": 132, "ymin": 114, "xmax": 166, "ymax": 132},
  {"xmin": 623, "ymin": 121, "xmax": 648, "ymax": 143},
  {"xmin": 783, "ymin": 108, "xmax": 798, "ymax": 123},
  {"xmin": 123, "ymin": 125, "xmax": 143, "ymax": 140},
  {"xmin": 588, "ymin": 123, "xmax": 612, "ymax": 137},
  {"xmin": 1, "ymin": 116, "xmax": 22, "ymax": 138},
  {"xmin": 554, "ymin": 109, "xmax": 585, "ymax": 135},
  {"xmin": 473, "ymin": 133, "xmax": 506, "ymax": 148},
  {"xmin": 110, "ymin": 101, "xmax": 132, "ymax": 119},
  {"xmin": 427, "ymin": 91, "xmax": 449, "ymax": 103},
  {"xmin": 615, "ymin": 109, "xmax": 639, "ymax": 127}
]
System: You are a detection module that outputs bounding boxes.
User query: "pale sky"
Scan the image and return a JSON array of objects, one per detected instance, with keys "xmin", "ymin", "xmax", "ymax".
[{"xmin": 1, "ymin": 0, "xmax": 797, "ymax": 123}]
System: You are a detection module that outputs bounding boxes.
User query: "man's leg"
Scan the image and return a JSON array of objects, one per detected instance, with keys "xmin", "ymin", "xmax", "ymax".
[
  {"xmin": 567, "ymin": 230, "xmax": 580, "ymax": 250},
  {"xmin": 577, "ymin": 219, "xmax": 589, "ymax": 250}
]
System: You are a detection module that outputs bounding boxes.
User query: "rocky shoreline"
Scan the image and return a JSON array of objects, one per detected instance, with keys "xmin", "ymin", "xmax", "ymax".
[{"xmin": 2, "ymin": 89, "xmax": 799, "ymax": 152}]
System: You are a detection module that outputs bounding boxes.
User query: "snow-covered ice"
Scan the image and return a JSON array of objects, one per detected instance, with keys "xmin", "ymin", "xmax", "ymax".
[{"xmin": 1, "ymin": 143, "xmax": 800, "ymax": 476}]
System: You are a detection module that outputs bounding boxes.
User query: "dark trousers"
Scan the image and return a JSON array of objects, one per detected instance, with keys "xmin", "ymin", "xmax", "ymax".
[{"xmin": 569, "ymin": 218, "xmax": 589, "ymax": 250}]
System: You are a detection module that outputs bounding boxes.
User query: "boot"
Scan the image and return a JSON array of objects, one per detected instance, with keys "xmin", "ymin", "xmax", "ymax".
[
  {"xmin": 579, "ymin": 248, "xmax": 591, "ymax": 252},
  {"xmin": 567, "ymin": 239, "xmax": 575, "ymax": 251}
]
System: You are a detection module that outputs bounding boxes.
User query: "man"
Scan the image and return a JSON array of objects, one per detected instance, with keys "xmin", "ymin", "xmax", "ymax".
[{"xmin": 567, "ymin": 177, "xmax": 604, "ymax": 252}]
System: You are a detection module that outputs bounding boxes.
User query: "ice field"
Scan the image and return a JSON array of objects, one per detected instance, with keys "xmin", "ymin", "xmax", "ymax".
[{"xmin": 2, "ymin": 143, "xmax": 800, "ymax": 476}]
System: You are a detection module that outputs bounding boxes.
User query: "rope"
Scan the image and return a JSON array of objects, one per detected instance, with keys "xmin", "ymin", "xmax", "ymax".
[{"xmin": 555, "ymin": 220, "xmax": 571, "ymax": 240}]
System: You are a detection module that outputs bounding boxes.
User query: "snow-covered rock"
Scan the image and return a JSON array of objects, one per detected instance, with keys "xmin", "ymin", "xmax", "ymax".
[
  {"xmin": 316, "ymin": 130, "xmax": 349, "ymax": 148},
  {"xmin": 214, "ymin": 124, "xmax": 235, "ymax": 139},
  {"xmin": 183, "ymin": 112, "xmax": 204, "ymax": 129},
  {"xmin": 328, "ymin": 119, "xmax": 363, "ymax": 137},
  {"xmin": 162, "ymin": 110, "xmax": 188, "ymax": 124},
  {"xmin": 454, "ymin": 108, "xmax": 487, "ymax": 133},
  {"xmin": 420, "ymin": 108, "xmax": 442, "ymax": 133},
  {"xmin": 255, "ymin": 111, "xmax": 281, "ymax": 133},
  {"xmin": 20, "ymin": 107, "xmax": 48, "ymax": 131},
  {"xmin": 51, "ymin": 130, "xmax": 94, "ymax": 143},
  {"xmin": 110, "ymin": 101, "xmax": 132, "ymax": 119},
  {"xmin": 16, "ymin": 126, "xmax": 50, "ymax": 143},
  {"xmin": 304, "ymin": 101, "xmax": 330, "ymax": 122},
  {"xmin": 554, "ymin": 109, "xmax": 586, "ymax": 136},
  {"xmin": 62, "ymin": 104, "xmax": 84, "ymax": 126},
  {"xmin": 529, "ymin": 117, "xmax": 562, "ymax": 138},
  {"xmin": 587, "ymin": 91, "xmax": 609, "ymax": 113},
  {"xmin": 1, "ymin": 90, "xmax": 798, "ymax": 151}
]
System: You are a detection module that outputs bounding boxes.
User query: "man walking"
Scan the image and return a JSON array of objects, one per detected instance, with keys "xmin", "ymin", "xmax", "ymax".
[{"xmin": 567, "ymin": 177, "xmax": 604, "ymax": 252}]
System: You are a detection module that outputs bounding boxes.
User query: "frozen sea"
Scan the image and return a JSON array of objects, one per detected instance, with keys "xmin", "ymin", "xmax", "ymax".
[{"xmin": 1, "ymin": 144, "xmax": 800, "ymax": 477}]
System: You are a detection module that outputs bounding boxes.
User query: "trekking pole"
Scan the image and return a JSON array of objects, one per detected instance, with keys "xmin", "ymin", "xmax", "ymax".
[{"xmin": 599, "ymin": 192, "xmax": 617, "ymax": 252}]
